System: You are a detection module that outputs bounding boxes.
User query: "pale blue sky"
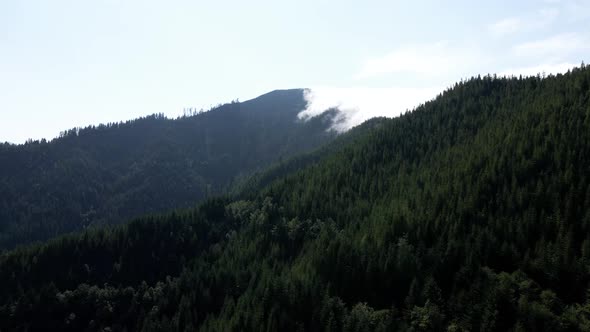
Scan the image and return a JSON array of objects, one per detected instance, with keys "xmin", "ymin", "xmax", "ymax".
[{"xmin": 1, "ymin": 0, "xmax": 588, "ymax": 143}]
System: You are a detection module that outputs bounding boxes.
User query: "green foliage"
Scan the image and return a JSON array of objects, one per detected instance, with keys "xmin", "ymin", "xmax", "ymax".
[
  {"xmin": 1, "ymin": 66, "xmax": 590, "ymax": 331},
  {"xmin": 0, "ymin": 89, "xmax": 336, "ymax": 249}
]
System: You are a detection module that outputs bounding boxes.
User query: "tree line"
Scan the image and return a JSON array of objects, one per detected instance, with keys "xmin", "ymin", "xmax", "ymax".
[{"xmin": 1, "ymin": 66, "xmax": 590, "ymax": 331}]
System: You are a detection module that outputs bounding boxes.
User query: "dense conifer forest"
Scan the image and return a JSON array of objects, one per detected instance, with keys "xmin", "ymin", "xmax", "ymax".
[
  {"xmin": 0, "ymin": 89, "xmax": 336, "ymax": 249},
  {"xmin": 1, "ymin": 66, "xmax": 590, "ymax": 331}
]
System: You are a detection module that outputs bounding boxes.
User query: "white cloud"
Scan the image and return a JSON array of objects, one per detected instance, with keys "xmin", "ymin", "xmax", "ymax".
[
  {"xmin": 306, "ymin": 2, "xmax": 586, "ymax": 133},
  {"xmin": 488, "ymin": 8, "xmax": 559, "ymax": 36},
  {"xmin": 301, "ymin": 62, "xmax": 582, "ymax": 132},
  {"xmin": 562, "ymin": 0, "xmax": 590, "ymax": 21},
  {"xmin": 299, "ymin": 86, "xmax": 442, "ymax": 132},
  {"xmin": 513, "ymin": 33, "xmax": 588, "ymax": 57},
  {"xmin": 355, "ymin": 42, "xmax": 483, "ymax": 79},
  {"xmin": 489, "ymin": 18, "xmax": 522, "ymax": 36}
]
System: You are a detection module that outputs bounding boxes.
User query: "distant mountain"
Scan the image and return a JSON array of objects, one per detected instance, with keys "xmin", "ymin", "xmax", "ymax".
[
  {"xmin": 1, "ymin": 66, "xmax": 589, "ymax": 331},
  {"xmin": 0, "ymin": 89, "xmax": 338, "ymax": 249}
]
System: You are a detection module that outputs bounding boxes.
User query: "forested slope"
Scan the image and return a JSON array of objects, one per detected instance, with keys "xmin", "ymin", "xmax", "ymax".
[
  {"xmin": 1, "ymin": 66, "xmax": 590, "ymax": 331},
  {"xmin": 0, "ymin": 89, "xmax": 337, "ymax": 249}
]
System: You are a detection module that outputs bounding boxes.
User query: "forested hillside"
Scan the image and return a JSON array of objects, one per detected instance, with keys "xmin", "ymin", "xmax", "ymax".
[
  {"xmin": 0, "ymin": 89, "xmax": 337, "ymax": 249},
  {"xmin": 1, "ymin": 66, "xmax": 590, "ymax": 331}
]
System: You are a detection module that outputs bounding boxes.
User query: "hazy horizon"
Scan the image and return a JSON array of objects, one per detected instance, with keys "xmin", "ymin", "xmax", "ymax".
[{"xmin": 2, "ymin": 0, "xmax": 589, "ymax": 143}]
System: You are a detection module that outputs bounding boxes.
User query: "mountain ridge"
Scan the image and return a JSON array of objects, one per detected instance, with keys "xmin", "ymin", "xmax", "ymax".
[
  {"xmin": 1, "ymin": 67, "xmax": 590, "ymax": 331},
  {"xmin": 0, "ymin": 88, "xmax": 337, "ymax": 249}
]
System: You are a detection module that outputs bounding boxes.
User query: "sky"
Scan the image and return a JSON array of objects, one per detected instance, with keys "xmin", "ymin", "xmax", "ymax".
[{"xmin": 1, "ymin": 0, "xmax": 589, "ymax": 143}]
